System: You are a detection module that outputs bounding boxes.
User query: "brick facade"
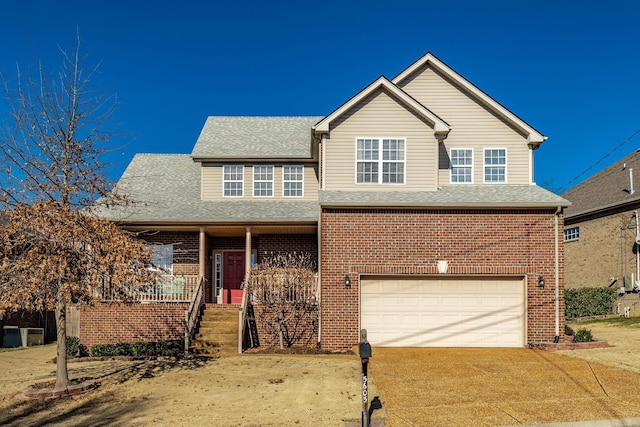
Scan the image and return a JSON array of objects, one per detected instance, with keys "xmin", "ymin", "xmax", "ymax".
[
  {"xmin": 79, "ymin": 303, "xmax": 186, "ymax": 349},
  {"xmin": 320, "ymin": 208, "xmax": 565, "ymax": 350},
  {"xmin": 564, "ymin": 207, "xmax": 638, "ymax": 288}
]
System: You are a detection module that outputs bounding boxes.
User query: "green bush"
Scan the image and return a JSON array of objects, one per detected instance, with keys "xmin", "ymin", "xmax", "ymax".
[
  {"xmin": 66, "ymin": 336, "xmax": 80, "ymax": 357},
  {"xmin": 564, "ymin": 287, "xmax": 617, "ymax": 319},
  {"xmin": 564, "ymin": 325, "xmax": 574, "ymax": 336},
  {"xmin": 573, "ymin": 328, "xmax": 593, "ymax": 343},
  {"xmin": 89, "ymin": 340, "xmax": 184, "ymax": 358}
]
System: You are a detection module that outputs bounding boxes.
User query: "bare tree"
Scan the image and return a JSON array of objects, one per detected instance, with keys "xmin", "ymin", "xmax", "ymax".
[
  {"xmin": 244, "ymin": 253, "xmax": 318, "ymax": 349},
  {"xmin": 0, "ymin": 35, "xmax": 155, "ymax": 391}
]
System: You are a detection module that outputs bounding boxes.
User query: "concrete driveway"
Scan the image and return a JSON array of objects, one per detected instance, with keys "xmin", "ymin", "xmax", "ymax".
[{"xmin": 369, "ymin": 348, "xmax": 640, "ymax": 427}]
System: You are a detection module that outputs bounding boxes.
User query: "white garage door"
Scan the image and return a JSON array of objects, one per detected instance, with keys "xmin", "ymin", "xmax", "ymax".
[{"xmin": 361, "ymin": 277, "xmax": 525, "ymax": 347}]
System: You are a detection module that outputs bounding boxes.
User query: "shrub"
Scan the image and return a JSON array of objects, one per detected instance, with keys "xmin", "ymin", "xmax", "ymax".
[
  {"xmin": 90, "ymin": 343, "xmax": 117, "ymax": 357},
  {"xmin": 573, "ymin": 328, "xmax": 593, "ymax": 343},
  {"xmin": 89, "ymin": 340, "xmax": 184, "ymax": 358},
  {"xmin": 66, "ymin": 336, "xmax": 80, "ymax": 357},
  {"xmin": 564, "ymin": 325, "xmax": 574, "ymax": 336},
  {"xmin": 565, "ymin": 287, "xmax": 617, "ymax": 319},
  {"xmin": 131, "ymin": 341, "xmax": 150, "ymax": 356}
]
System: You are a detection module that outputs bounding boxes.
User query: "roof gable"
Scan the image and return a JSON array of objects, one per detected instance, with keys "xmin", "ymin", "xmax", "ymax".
[
  {"xmin": 392, "ymin": 52, "xmax": 546, "ymax": 147},
  {"xmin": 191, "ymin": 116, "xmax": 323, "ymax": 161},
  {"xmin": 312, "ymin": 76, "xmax": 450, "ymax": 138}
]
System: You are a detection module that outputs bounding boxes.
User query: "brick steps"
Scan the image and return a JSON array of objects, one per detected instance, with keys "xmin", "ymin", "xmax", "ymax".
[{"xmin": 190, "ymin": 306, "xmax": 239, "ymax": 356}]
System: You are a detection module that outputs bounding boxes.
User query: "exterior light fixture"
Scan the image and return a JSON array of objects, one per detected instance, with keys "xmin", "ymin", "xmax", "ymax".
[
  {"xmin": 538, "ymin": 275, "xmax": 545, "ymax": 289},
  {"xmin": 345, "ymin": 275, "xmax": 351, "ymax": 288}
]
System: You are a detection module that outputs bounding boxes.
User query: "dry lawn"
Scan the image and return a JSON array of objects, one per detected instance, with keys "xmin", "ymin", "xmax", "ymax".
[{"xmin": 0, "ymin": 347, "xmax": 379, "ymax": 426}]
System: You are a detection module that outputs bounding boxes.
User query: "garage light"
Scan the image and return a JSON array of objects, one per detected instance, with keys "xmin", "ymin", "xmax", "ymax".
[
  {"xmin": 538, "ymin": 275, "xmax": 545, "ymax": 289},
  {"xmin": 345, "ymin": 275, "xmax": 351, "ymax": 288}
]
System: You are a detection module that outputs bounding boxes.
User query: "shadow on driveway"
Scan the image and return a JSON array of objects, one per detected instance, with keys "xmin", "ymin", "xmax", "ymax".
[{"xmin": 370, "ymin": 348, "xmax": 640, "ymax": 427}]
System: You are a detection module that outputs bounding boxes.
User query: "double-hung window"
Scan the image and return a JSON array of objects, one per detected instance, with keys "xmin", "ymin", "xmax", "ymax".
[
  {"xmin": 484, "ymin": 148, "xmax": 507, "ymax": 183},
  {"xmin": 564, "ymin": 227, "xmax": 579, "ymax": 242},
  {"xmin": 253, "ymin": 165, "xmax": 274, "ymax": 197},
  {"xmin": 356, "ymin": 138, "xmax": 405, "ymax": 184},
  {"xmin": 223, "ymin": 165, "xmax": 244, "ymax": 197},
  {"xmin": 450, "ymin": 148, "xmax": 473, "ymax": 183},
  {"xmin": 283, "ymin": 165, "xmax": 304, "ymax": 197}
]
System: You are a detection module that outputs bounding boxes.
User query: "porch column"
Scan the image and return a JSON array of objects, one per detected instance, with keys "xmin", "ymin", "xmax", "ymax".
[
  {"xmin": 245, "ymin": 226, "xmax": 252, "ymax": 274},
  {"xmin": 199, "ymin": 227, "xmax": 206, "ymax": 278}
]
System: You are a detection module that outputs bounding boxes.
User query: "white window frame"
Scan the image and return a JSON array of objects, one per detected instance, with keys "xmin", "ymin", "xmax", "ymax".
[
  {"xmin": 283, "ymin": 165, "xmax": 304, "ymax": 197},
  {"xmin": 450, "ymin": 148, "xmax": 474, "ymax": 184},
  {"xmin": 223, "ymin": 165, "xmax": 244, "ymax": 197},
  {"xmin": 564, "ymin": 227, "xmax": 580, "ymax": 242},
  {"xmin": 484, "ymin": 148, "xmax": 507, "ymax": 183},
  {"xmin": 355, "ymin": 137, "xmax": 406, "ymax": 184},
  {"xmin": 253, "ymin": 165, "xmax": 274, "ymax": 197}
]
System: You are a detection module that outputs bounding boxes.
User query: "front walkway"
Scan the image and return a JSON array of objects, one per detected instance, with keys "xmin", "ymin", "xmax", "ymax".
[{"xmin": 370, "ymin": 348, "xmax": 640, "ymax": 427}]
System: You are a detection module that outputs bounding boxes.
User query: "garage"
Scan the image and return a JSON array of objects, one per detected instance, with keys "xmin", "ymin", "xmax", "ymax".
[{"xmin": 360, "ymin": 276, "xmax": 525, "ymax": 347}]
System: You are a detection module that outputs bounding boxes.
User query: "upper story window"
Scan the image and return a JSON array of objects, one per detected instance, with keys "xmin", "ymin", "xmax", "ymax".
[
  {"xmin": 283, "ymin": 165, "xmax": 304, "ymax": 197},
  {"xmin": 253, "ymin": 165, "xmax": 274, "ymax": 197},
  {"xmin": 356, "ymin": 138, "xmax": 405, "ymax": 184},
  {"xmin": 223, "ymin": 165, "xmax": 244, "ymax": 197},
  {"xmin": 450, "ymin": 148, "xmax": 473, "ymax": 183},
  {"xmin": 484, "ymin": 148, "xmax": 507, "ymax": 183},
  {"xmin": 564, "ymin": 227, "xmax": 579, "ymax": 242}
]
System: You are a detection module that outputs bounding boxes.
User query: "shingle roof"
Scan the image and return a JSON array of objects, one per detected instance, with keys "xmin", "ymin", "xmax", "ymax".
[
  {"xmin": 562, "ymin": 149, "xmax": 640, "ymax": 219},
  {"xmin": 190, "ymin": 116, "xmax": 323, "ymax": 160},
  {"xmin": 93, "ymin": 154, "xmax": 318, "ymax": 224},
  {"xmin": 320, "ymin": 185, "xmax": 570, "ymax": 208}
]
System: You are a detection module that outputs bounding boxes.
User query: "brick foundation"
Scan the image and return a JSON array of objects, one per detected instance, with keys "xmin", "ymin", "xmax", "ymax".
[{"xmin": 79, "ymin": 303, "xmax": 186, "ymax": 350}]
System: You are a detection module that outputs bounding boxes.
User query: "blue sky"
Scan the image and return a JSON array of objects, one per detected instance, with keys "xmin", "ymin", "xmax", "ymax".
[{"xmin": 1, "ymin": 0, "xmax": 639, "ymax": 194}]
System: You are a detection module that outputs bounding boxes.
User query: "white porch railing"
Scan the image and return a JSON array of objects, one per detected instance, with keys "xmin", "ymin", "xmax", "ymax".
[{"xmin": 97, "ymin": 275, "xmax": 201, "ymax": 303}]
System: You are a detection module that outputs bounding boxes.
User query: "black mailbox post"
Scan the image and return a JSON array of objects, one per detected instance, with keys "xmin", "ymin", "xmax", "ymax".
[{"xmin": 359, "ymin": 329, "xmax": 372, "ymax": 427}]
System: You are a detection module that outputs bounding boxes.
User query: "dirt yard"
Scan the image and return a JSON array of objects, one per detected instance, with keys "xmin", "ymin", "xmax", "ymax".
[{"xmin": 0, "ymin": 347, "xmax": 379, "ymax": 426}]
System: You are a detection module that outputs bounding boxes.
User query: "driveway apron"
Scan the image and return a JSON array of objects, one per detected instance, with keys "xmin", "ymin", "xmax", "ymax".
[{"xmin": 369, "ymin": 348, "xmax": 640, "ymax": 427}]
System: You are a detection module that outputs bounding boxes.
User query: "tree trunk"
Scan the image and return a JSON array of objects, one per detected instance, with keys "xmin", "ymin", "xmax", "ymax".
[{"xmin": 55, "ymin": 293, "xmax": 69, "ymax": 390}]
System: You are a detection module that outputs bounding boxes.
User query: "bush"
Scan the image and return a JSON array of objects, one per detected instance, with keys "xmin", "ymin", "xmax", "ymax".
[
  {"xmin": 66, "ymin": 336, "xmax": 80, "ymax": 357},
  {"xmin": 564, "ymin": 325, "xmax": 574, "ymax": 336},
  {"xmin": 565, "ymin": 287, "xmax": 617, "ymax": 319},
  {"xmin": 573, "ymin": 328, "xmax": 593, "ymax": 343},
  {"xmin": 89, "ymin": 340, "xmax": 184, "ymax": 358}
]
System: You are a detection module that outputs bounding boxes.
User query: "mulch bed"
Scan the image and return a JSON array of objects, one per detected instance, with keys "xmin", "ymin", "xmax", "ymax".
[{"xmin": 243, "ymin": 345, "xmax": 355, "ymax": 355}]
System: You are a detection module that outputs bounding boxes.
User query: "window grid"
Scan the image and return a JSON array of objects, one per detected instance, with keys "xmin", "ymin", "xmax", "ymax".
[
  {"xmin": 283, "ymin": 165, "xmax": 304, "ymax": 197},
  {"xmin": 450, "ymin": 149, "xmax": 473, "ymax": 183},
  {"xmin": 564, "ymin": 227, "xmax": 580, "ymax": 242},
  {"xmin": 223, "ymin": 165, "xmax": 244, "ymax": 197},
  {"xmin": 356, "ymin": 138, "xmax": 405, "ymax": 184},
  {"xmin": 484, "ymin": 148, "xmax": 507, "ymax": 183},
  {"xmin": 253, "ymin": 165, "xmax": 274, "ymax": 197}
]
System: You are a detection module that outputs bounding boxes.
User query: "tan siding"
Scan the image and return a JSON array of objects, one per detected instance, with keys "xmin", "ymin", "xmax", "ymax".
[
  {"xmin": 324, "ymin": 88, "xmax": 438, "ymax": 192},
  {"xmin": 201, "ymin": 164, "xmax": 318, "ymax": 201},
  {"xmin": 399, "ymin": 66, "xmax": 531, "ymax": 185}
]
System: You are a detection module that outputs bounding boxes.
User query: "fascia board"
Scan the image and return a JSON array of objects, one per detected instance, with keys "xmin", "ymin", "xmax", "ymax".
[
  {"xmin": 392, "ymin": 52, "xmax": 546, "ymax": 144},
  {"xmin": 313, "ymin": 76, "xmax": 450, "ymax": 135}
]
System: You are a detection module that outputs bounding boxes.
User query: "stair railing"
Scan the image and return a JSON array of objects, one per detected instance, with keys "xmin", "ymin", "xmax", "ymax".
[{"xmin": 184, "ymin": 275, "xmax": 205, "ymax": 355}]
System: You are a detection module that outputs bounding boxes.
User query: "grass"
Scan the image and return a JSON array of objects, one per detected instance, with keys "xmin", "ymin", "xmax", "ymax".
[{"xmin": 570, "ymin": 316, "xmax": 640, "ymax": 327}]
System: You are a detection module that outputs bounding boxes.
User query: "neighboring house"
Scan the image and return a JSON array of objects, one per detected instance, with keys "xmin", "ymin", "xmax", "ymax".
[
  {"xmin": 562, "ymin": 149, "xmax": 640, "ymax": 291},
  {"xmin": 86, "ymin": 52, "xmax": 570, "ymax": 350}
]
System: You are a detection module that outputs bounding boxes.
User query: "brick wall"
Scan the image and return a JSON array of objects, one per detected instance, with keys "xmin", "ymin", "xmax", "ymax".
[
  {"xmin": 140, "ymin": 231, "xmax": 200, "ymax": 276},
  {"xmin": 320, "ymin": 208, "xmax": 565, "ymax": 349},
  {"xmin": 565, "ymin": 208, "xmax": 637, "ymax": 288},
  {"xmin": 257, "ymin": 234, "xmax": 318, "ymax": 267},
  {"xmin": 79, "ymin": 303, "xmax": 186, "ymax": 349}
]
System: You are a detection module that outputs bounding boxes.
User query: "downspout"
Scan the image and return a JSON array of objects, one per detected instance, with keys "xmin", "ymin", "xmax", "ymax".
[
  {"xmin": 635, "ymin": 210, "xmax": 639, "ymax": 290},
  {"xmin": 316, "ymin": 134, "xmax": 325, "ymax": 350},
  {"xmin": 554, "ymin": 206, "xmax": 561, "ymax": 342}
]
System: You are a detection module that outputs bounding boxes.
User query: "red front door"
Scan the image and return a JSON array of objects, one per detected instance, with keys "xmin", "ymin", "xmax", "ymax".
[{"xmin": 223, "ymin": 251, "xmax": 245, "ymax": 304}]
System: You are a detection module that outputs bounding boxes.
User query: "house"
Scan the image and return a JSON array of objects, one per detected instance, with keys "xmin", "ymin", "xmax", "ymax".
[
  {"xmin": 85, "ymin": 52, "xmax": 570, "ymax": 351},
  {"xmin": 562, "ymin": 149, "xmax": 640, "ymax": 292}
]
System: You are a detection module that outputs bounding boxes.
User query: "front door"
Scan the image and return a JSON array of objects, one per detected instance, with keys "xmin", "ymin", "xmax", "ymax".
[{"xmin": 223, "ymin": 251, "xmax": 245, "ymax": 304}]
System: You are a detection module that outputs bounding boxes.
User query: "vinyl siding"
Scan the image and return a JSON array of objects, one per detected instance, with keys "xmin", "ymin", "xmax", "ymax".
[
  {"xmin": 201, "ymin": 164, "xmax": 318, "ymax": 201},
  {"xmin": 323, "ymin": 88, "xmax": 438, "ymax": 192},
  {"xmin": 397, "ymin": 65, "xmax": 531, "ymax": 185}
]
